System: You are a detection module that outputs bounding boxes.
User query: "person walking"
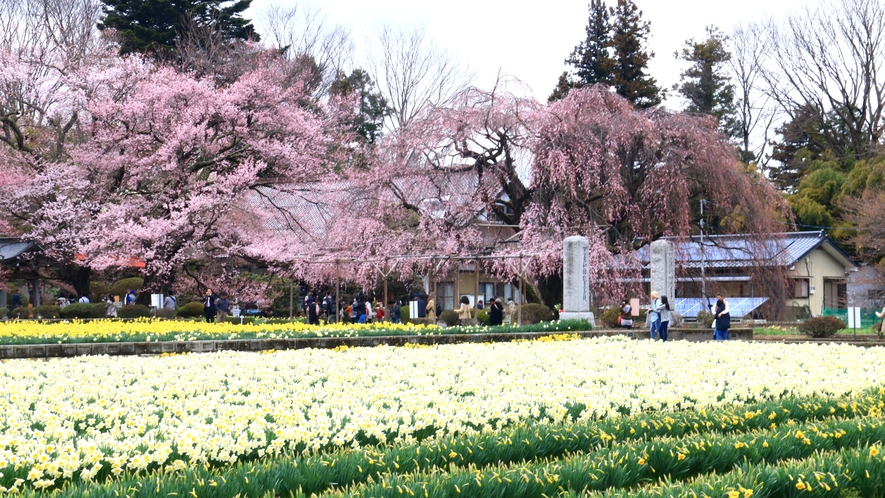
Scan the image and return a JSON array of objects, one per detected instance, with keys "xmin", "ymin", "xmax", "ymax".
[
  {"xmin": 876, "ymin": 306, "xmax": 885, "ymax": 336},
  {"xmin": 78, "ymin": 294, "xmax": 90, "ymax": 304},
  {"xmin": 620, "ymin": 300, "xmax": 633, "ymax": 329},
  {"xmin": 203, "ymin": 289, "xmax": 217, "ymax": 323},
  {"xmin": 656, "ymin": 296, "xmax": 671, "ymax": 341},
  {"xmin": 456, "ymin": 296, "xmax": 471, "ymax": 326},
  {"xmin": 648, "ymin": 291, "xmax": 661, "ymax": 340},
  {"xmin": 164, "ymin": 293, "xmax": 177, "ymax": 310},
  {"xmin": 713, "ymin": 293, "xmax": 730, "ymax": 340},
  {"xmin": 215, "ymin": 292, "xmax": 231, "ymax": 323},
  {"xmin": 425, "ymin": 293, "xmax": 437, "ymax": 323},
  {"xmin": 105, "ymin": 296, "xmax": 117, "ymax": 318},
  {"xmin": 489, "ymin": 297, "xmax": 504, "ymax": 326},
  {"xmin": 125, "ymin": 290, "xmax": 137, "ymax": 305},
  {"xmin": 416, "ymin": 294, "xmax": 427, "ymax": 318}
]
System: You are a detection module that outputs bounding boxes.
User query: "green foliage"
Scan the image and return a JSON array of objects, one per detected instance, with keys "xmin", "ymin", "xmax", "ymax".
[
  {"xmin": 9, "ymin": 307, "xmax": 30, "ymax": 319},
  {"xmin": 178, "ymin": 301, "xmax": 204, "ymax": 318},
  {"xmin": 38, "ymin": 387, "xmax": 885, "ymax": 498},
  {"xmin": 798, "ymin": 316, "xmax": 845, "ymax": 338},
  {"xmin": 552, "ymin": 0, "xmax": 614, "ymax": 101},
  {"xmin": 400, "ymin": 306, "xmax": 411, "ymax": 324},
  {"xmin": 600, "ymin": 306, "xmax": 622, "ymax": 328},
  {"xmin": 109, "ymin": 277, "xmax": 144, "ymax": 299},
  {"xmin": 609, "ymin": 0, "xmax": 662, "ymax": 108},
  {"xmin": 476, "ymin": 308, "xmax": 490, "ymax": 326},
  {"xmin": 152, "ymin": 308, "xmax": 176, "ymax": 319},
  {"xmin": 518, "ymin": 303, "xmax": 555, "ymax": 324},
  {"xmin": 59, "ymin": 303, "xmax": 105, "ymax": 319},
  {"xmin": 329, "ymin": 69, "xmax": 390, "ymax": 144},
  {"xmin": 787, "ymin": 165, "xmax": 847, "ymax": 230},
  {"xmin": 0, "ymin": 307, "xmax": 7, "ymax": 318},
  {"xmin": 118, "ymin": 304, "xmax": 151, "ymax": 318},
  {"xmin": 98, "ymin": 0, "xmax": 258, "ymax": 55},
  {"xmin": 673, "ymin": 26, "xmax": 736, "ymax": 135},
  {"xmin": 696, "ymin": 310, "xmax": 714, "ymax": 328},
  {"xmin": 439, "ymin": 310, "xmax": 459, "ymax": 327},
  {"xmin": 555, "ymin": 0, "xmax": 660, "ymax": 108},
  {"xmin": 34, "ymin": 305, "xmax": 61, "ymax": 319}
]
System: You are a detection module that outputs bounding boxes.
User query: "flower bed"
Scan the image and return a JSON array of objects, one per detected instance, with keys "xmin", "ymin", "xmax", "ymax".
[
  {"xmin": 0, "ymin": 318, "xmax": 590, "ymax": 346},
  {"xmin": 1, "ymin": 337, "xmax": 885, "ymax": 494}
]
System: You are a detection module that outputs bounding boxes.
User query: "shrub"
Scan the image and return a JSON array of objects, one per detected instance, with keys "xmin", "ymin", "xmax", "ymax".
[
  {"xmin": 400, "ymin": 306, "xmax": 411, "ymax": 324},
  {"xmin": 410, "ymin": 317, "xmax": 435, "ymax": 326},
  {"xmin": 696, "ymin": 310, "xmax": 714, "ymax": 328},
  {"xmin": 60, "ymin": 303, "xmax": 100, "ymax": 319},
  {"xmin": 600, "ymin": 306, "xmax": 622, "ymax": 328},
  {"xmin": 798, "ymin": 316, "xmax": 845, "ymax": 338},
  {"xmin": 518, "ymin": 303, "xmax": 555, "ymax": 324},
  {"xmin": 178, "ymin": 301, "xmax": 204, "ymax": 318},
  {"xmin": 119, "ymin": 304, "xmax": 150, "ymax": 318},
  {"xmin": 34, "ymin": 305, "xmax": 61, "ymax": 319},
  {"xmin": 669, "ymin": 311, "xmax": 683, "ymax": 327},
  {"xmin": 109, "ymin": 277, "xmax": 144, "ymax": 300},
  {"xmin": 153, "ymin": 308, "xmax": 177, "ymax": 319},
  {"xmin": 10, "ymin": 307, "xmax": 30, "ymax": 319},
  {"xmin": 440, "ymin": 310, "xmax": 459, "ymax": 327},
  {"xmin": 476, "ymin": 309, "xmax": 490, "ymax": 326},
  {"xmin": 90, "ymin": 281, "xmax": 112, "ymax": 301},
  {"xmin": 0, "ymin": 307, "xmax": 7, "ymax": 318}
]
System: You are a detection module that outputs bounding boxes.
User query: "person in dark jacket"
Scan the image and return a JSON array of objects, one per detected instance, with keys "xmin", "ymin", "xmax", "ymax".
[
  {"xmin": 203, "ymin": 289, "xmax": 217, "ymax": 323},
  {"xmin": 215, "ymin": 292, "xmax": 231, "ymax": 323},
  {"xmin": 416, "ymin": 295, "xmax": 426, "ymax": 318},
  {"xmin": 713, "ymin": 293, "xmax": 730, "ymax": 340},
  {"xmin": 489, "ymin": 297, "xmax": 504, "ymax": 326}
]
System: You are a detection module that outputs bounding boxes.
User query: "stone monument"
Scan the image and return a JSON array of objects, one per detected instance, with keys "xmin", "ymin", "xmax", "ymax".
[
  {"xmin": 650, "ymin": 239, "xmax": 676, "ymax": 300},
  {"xmin": 560, "ymin": 236, "xmax": 595, "ymax": 324}
]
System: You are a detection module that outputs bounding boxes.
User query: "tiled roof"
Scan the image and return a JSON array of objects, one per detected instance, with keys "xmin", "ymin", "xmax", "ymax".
[
  {"xmin": 0, "ymin": 239, "xmax": 40, "ymax": 261},
  {"xmin": 638, "ymin": 231, "xmax": 856, "ymax": 270}
]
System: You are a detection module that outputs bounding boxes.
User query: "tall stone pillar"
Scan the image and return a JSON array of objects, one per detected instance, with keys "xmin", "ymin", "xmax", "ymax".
[
  {"xmin": 650, "ymin": 240, "xmax": 676, "ymax": 300},
  {"xmin": 560, "ymin": 236, "xmax": 595, "ymax": 324},
  {"xmin": 0, "ymin": 289, "xmax": 6, "ymax": 310}
]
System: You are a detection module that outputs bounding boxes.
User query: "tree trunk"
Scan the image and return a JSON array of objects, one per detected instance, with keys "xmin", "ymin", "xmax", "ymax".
[{"xmin": 536, "ymin": 274, "xmax": 563, "ymax": 309}]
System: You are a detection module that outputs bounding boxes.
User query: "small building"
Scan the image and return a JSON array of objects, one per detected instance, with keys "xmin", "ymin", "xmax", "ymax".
[{"xmin": 640, "ymin": 231, "xmax": 858, "ymax": 319}]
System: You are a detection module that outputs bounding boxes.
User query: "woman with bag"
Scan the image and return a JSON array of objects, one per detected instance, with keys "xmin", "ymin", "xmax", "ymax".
[{"xmin": 456, "ymin": 296, "xmax": 471, "ymax": 326}]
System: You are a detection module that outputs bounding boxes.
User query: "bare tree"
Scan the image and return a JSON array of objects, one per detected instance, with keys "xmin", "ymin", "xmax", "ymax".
[
  {"xmin": 367, "ymin": 25, "xmax": 474, "ymax": 131},
  {"xmin": 762, "ymin": 0, "xmax": 885, "ymax": 159},
  {"xmin": 727, "ymin": 22, "xmax": 777, "ymax": 168},
  {"xmin": 0, "ymin": 0, "xmax": 106, "ymax": 60},
  {"xmin": 257, "ymin": 2, "xmax": 353, "ymax": 96}
]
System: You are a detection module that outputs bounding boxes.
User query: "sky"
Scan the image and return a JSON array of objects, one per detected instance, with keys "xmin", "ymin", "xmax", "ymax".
[{"xmin": 248, "ymin": 0, "xmax": 816, "ymax": 108}]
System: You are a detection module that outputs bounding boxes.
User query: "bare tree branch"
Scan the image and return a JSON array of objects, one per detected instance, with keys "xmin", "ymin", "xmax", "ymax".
[{"xmin": 367, "ymin": 24, "xmax": 475, "ymax": 131}]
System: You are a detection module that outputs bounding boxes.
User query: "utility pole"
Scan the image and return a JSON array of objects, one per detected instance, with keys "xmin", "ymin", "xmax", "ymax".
[{"xmin": 700, "ymin": 199, "xmax": 707, "ymax": 313}]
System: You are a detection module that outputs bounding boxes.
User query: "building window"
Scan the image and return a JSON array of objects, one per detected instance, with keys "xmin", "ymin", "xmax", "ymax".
[
  {"xmin": 792, "ymin": 278, "xmax": 809, "ymax": 298},
  {"xmin": 437, "ymin": 282, "xmax": 454, "ymax": 311}
]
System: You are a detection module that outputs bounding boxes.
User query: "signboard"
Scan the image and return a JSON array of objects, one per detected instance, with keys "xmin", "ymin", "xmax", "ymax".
[
  {"xmin": 847, "ymin": 307, "xmax": 862, "ymax": 329},
  {"xmin": 409, "ymin": 301, "xmax": 419, "ymax": 320},
  {"xmin": 150, "ymin": 294, "xmax": 164, "ymax": 309}
]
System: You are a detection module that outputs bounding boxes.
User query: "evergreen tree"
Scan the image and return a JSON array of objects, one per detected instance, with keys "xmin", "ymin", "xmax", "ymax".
[
  {"xmin": 330, "ymin": 69, "xmax": 390, "ymax": 144},
  {"xmin": 674, "ymin": 26, "xmax": 737, "ymax": 134},
  {"xmin": 550, "ymin": 0, "xmax": 614, "ymax": 101},
  {"xmin": 98, "ymin": 0, "xmax": 258, "ymax": 56},
  {"xmin": 608, "ymin": 0, "xmax": 662, "ymax": 108}
]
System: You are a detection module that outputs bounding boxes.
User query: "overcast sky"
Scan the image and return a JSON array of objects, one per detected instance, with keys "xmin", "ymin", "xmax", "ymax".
[{"xmin": 250, "ymin": 0, "xmax": 815, "ymax": 108}]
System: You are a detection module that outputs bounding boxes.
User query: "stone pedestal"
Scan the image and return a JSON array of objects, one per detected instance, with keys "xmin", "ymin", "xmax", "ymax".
[
  {"xmin": 650, "ymin": 240, "xmax": 676, "ymax": 300},
  {"xmin": 560, "ymin": 236, "xmax": 595, "ymax": 323}
]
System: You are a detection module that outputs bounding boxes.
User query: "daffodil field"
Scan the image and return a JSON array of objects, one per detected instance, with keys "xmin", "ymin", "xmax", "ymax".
[
  {"xmin": 0, "ymin": 319, "xmax": 586, "ymax": 345},
  {"xmin": 2, "ymin": 336, "xmax": 885, "ymax": 496}
]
